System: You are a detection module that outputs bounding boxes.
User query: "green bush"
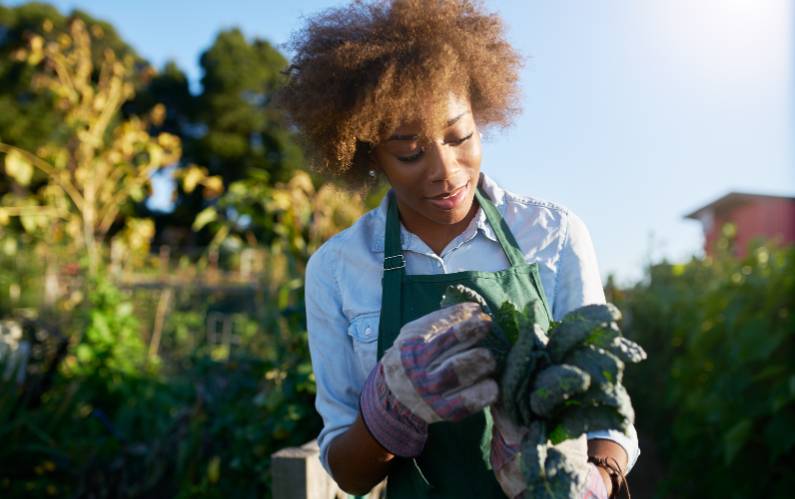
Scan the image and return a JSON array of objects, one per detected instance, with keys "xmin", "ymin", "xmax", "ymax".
[
  {"xmin": 615, "ymin": 233, "xmax": 794, "ymax": 498},
  {"xmin": 0, "ymin": 271, "xmax": 320, "ymax": 498}
]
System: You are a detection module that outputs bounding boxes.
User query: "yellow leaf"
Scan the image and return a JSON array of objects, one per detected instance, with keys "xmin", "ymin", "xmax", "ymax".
[
  {"xmin": 192, "ymin": 207, "xmax": 217, "ymax": 231},
  {"xmin": 202, "ymin": 176, "xmax": 224, "ymax": 198},
  {"xmin": 182, "ymin": 166, "xmax": 207, "ymax": 194},
  {"xmin": 129, "ymin": 185, "xmax": 145, "ymax": 202},
  {"xmin": 289, "ymin": 170, "xmax": 315, "ymax": 194},
  {"xmin": 4, "ymin": 150, "xmax": 34, "ymax": 186},
  {"xmin": 269, "ymin": 191, "xmax": 291, "ymax": 211},
  {"xmin": 20, "ymin": 210, "xmax": 47, "ymax": 233},
  {"xmin": 27, "ymin": 35, "xmax": 44, "ymax": 65},
  {"xmin": 157, "ymin": 133, "xmax": 181, "ymax": 161},
  {"xmin": 121, "ymin": 218, "xmax": 155, "ymax": 253},
  {"xmin": 146, "ymin": 144, "xmax": 163, "ymax": 169},
  {"xmin": 150, "ymin": 104, "xmax": 166, "ymax": 127}
]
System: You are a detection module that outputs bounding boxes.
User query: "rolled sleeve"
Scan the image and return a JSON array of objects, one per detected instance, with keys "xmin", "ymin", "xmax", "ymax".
[
  {"xmin": 305, "ymin": 244, "xmax": 364, "ymax": 476},
  {"xmin": 552, "ymin": 209, "xmax": 641, "ymax": 473},
  {"xmin": 552, "ymin": 210, "xmax": 606, "ymax": 321},
  {"xmin": 587, "ymin": 427, "xmax": 641, "ymax": 471}
]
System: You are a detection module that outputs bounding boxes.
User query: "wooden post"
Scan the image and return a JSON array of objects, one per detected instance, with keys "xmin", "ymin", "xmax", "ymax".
[
  {"xmin": 240, "ymin": 248, "xmax": 254, "ymax": 280},
  {"xmin": 148, "ymin": 286, "xmax": 173, "ymax": 358},
  {"xmin": 159, "ymin": 245, "xmax": 171, "ymax": 275},
  {"xmin": 271, "ymin": 440, "xmax": 385, "ymax": 499}
]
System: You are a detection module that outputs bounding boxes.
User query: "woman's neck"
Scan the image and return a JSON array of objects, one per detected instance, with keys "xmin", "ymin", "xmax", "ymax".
[{"xmin": 396, "ymin": 197, "xmax": 480, "ymax": 256}]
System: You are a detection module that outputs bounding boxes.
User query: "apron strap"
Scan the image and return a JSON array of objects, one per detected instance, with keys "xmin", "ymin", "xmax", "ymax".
[
  {"xmin": 474, "ymin": 187, "xmax": 527, "ymax": 267},
  {"xmin": 379, "ymin": 190, "xmax": 405, "ymax": 358}
]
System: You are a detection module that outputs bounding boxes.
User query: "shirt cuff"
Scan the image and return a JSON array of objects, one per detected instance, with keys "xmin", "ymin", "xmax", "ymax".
[{"xmin": 586, "ymin": 428, "xmax": 641, "ymax": 473}]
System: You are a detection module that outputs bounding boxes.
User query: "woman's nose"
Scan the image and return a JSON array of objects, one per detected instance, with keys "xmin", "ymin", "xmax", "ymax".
[{"xmin": 425, "ymin": 141, "xmax": 460, "ymax": 182}]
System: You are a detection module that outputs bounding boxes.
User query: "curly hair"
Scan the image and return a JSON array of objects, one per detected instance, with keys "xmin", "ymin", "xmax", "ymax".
[{"xmin": 276, "ymin": 0, "xmax": 521, "ymax": 186}]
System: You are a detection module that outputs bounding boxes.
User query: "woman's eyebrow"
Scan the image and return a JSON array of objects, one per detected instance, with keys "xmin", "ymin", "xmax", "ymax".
[
  {"xmin": 446, "ymin": 112, "xmax": 468, "ymax": 126},
  {"xmin": 387, "ymin": 133, "xmax": 419, "ymax": 141},
  {"xmin": 387, "ymin": 112, "xmax": 469, "ymax": 141}
]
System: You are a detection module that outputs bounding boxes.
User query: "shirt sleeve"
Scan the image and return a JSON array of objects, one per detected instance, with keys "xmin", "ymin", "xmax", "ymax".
[
  {"xmin": 304, "ymin": 243, "xmax": 364, "ymax": 476},
  {"xmin": 552, "ymin": 210, "xmax": 641, "ymax": 473}
]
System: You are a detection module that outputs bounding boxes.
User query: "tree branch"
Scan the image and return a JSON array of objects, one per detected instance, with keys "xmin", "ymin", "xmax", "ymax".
[{"xmin": 0, "ymin": 143, "xmax": 85, "ymax": 212}]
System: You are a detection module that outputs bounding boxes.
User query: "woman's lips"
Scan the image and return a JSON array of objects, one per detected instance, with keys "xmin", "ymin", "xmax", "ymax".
[{"xmin": 426, "ymin": 182, "xmax": 469, "ymax": 210}]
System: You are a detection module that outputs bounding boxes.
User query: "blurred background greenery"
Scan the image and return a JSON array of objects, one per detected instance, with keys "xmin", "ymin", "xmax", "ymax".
[{"xmin": 0, "ymin": 3, "xmax": 792, "ymax": 498}]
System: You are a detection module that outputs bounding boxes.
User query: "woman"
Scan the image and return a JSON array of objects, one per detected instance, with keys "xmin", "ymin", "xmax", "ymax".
[{"xmin": 279, "ymin": 1, "xmax": 639, "ymax": 497}]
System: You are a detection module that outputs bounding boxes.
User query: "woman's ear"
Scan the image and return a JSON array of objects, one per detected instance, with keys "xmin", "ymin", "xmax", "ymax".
[
  {"xmin": 366, "ymin": 143, "xmax": 382, "ymax": 174},
  {"xmin": 367, "ymin": 159, "xmax": 380, "ymax": 179},
  {"xmin": 353, "ymin": 140, "xmax": 379, "ymax": 178}
]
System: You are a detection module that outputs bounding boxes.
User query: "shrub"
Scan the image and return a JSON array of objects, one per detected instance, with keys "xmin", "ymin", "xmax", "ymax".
[{"xmin": 616, "ymin": 234, "xmax": 794, "ymax": 498}]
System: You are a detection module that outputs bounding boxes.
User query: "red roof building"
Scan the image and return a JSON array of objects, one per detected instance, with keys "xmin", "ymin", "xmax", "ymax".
[{"xmin": 685, "ymin": 192, "xmax": 795, "ymax": 258}]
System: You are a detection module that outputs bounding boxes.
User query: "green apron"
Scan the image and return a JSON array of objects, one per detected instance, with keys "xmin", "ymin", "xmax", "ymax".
[{"xmin": 376, "ymin": 185, "xmax": 553, "ymax": 498}]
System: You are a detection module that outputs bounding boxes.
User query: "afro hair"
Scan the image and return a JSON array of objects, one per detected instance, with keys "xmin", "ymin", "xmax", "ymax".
[{"xmin": 277, "ymin": 0, "xmax": 521, "ymax": 187}]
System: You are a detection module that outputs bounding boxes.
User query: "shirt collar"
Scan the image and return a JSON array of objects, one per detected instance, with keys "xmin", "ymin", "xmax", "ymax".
[{"xmin": 369, "ymin": 171, "xmax": 506, "ymax": 253}]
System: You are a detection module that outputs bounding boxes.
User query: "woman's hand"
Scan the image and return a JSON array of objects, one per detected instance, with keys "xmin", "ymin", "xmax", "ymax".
[
  {"xmin": 359, "ymin": 302, "xmax": 499, "ymax": 457},
  {"xmin": 489, "ymin": 404, "xmax": 605, "ymax": 499}
]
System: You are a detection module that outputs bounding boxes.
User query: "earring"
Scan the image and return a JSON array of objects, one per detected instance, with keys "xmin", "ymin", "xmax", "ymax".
[{"xmin": 368, "ymin": 169, "xmax": 376, "ymax": 177}]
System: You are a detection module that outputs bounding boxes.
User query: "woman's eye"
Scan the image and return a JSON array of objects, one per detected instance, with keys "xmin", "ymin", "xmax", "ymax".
[
  {"xmin": 448, "ymin": 131, "xmax": 475, "ymax": 146},
  {"xmin": 394, "ymin": 131, "xmax": 474, "ymax": 162},
  {"xmin": 445, "ymin": 131, "xmax": 475, "ymax": 146},
  {"xmin": 396, "ymin": 149, "xmax": 424, "ymax": 162}
]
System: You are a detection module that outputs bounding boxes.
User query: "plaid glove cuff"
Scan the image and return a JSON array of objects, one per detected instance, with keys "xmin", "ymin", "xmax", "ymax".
[{"xmin": 360, "ymin": 363, "xmax": 428, "ymax": 457}]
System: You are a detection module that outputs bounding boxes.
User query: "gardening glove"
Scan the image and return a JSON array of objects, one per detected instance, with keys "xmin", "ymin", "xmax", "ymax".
[
  {"xmin": 490, "ymin": 404, "xmax": 600, "ymax": 499},
  {"xmin": 360, "ymin": 302, "xmax": 499, "ymax": 457},
  {"xmin": 582, "ymin": 464, "xmax": 610, "ymax": 499}
]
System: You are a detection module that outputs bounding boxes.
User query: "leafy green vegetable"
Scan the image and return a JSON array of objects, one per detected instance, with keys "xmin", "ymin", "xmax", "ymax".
[
  {"xmin": 552, "ymin": 405, "xmax": 630, "ymax": 443},
  {"xmin": 564, "ymin": 344, "xmax": 624, "ymax": 386},
  {"xmin": 439, "ymin": 285, "xmax": 647, "ymax": 497},
  {"xmin": 440, "ymin": 283, "xmax": 493, "ymax": 313},
  {"xmin": 441, "ymin": 284, "xmax": 511, "ymax": 369},
  {"xmin": 530, "ymin": 364, "xmax": 591, "ymax": 418},
  {"xmin": 501, "ymin": 323, "xmax": 547, "ymax": 424},
  {"xmin": 604, "ymin": 336, "xmax": 648, "ymax": 364}
]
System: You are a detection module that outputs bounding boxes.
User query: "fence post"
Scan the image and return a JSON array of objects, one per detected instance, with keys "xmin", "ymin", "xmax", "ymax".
[{"xmin": 271, "ymin": 440, "xmax": 385, "ymax": 499}]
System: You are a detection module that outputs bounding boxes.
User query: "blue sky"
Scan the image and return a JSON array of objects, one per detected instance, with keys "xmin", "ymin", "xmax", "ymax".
[{"xmin": 7, "ymin": 0, "xmax": 793, "ymax": 284}]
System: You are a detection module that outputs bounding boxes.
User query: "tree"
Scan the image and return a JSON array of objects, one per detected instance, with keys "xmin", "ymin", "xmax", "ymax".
[
  {"xmin": 196, "ymin": 28, "xmax": 301, "ymax": 185},
  {"xmin": 0, "ymin": 18, "xmax": 183, "ymax": 274},
  {"xmin": 0, "ymin": 2, "xmax": 145, "ymax": 158}
]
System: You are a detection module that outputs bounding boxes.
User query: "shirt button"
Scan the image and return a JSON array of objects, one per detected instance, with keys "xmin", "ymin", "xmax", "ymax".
[{"xmin": 364, "ymin": 327, "xmax": 372, "ymax": 337}]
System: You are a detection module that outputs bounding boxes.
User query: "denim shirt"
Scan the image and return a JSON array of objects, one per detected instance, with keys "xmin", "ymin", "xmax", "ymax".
[{"xmin": 305, "ymin": 171, "xmax": 640, "ymax": 476}]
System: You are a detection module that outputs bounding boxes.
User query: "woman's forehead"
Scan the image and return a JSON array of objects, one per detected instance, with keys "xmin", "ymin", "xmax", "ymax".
[{"xmin": 388, "ymin": 92, "xmax": 472, "ymax": 135}]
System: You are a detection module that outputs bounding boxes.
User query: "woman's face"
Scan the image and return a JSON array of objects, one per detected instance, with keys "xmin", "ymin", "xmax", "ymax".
[{"xmin": 372, "ymin": 93, "xmax": 482, "ymax": 229}]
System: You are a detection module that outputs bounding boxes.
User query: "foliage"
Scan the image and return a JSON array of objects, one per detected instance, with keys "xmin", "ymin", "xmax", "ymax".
[
  {"xmin": 0, "ymin": 2, "xmax": 145, "ymax": 156},
  {"xmin": 65, "ymin": 275, "xmax": 150, "ymax": 380},
  {"xmin": 0, "ymin": 17, "xmax": 186, "ymax": 274},
  {"xmin": 194, "ymin": 169, "xmax": 368, "ymax": 265},
  {"xmin": 0, "ymin": 90, "xmax": 358, "ymax": 499},
  {"xmin": 0, "ymin": 260, "xmax": 322, "ymax": 498},
  {"xmin": 140, "ymin": 28, "xmax": 307, "ymax": 241},
  {"xmin": 195, "ymin": 28, "xmax": 299, "ymax": 185},
  {"xmin": 1, "ymin": 4, "xmax": 313, "ymax": 248},
  {"xmin": 616, "ymin": 229, "xmax": 795, "ymax": 498}
]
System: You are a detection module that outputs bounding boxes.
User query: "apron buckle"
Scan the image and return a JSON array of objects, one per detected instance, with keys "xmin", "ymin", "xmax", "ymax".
[{"xmin": 383, "ymin": 254, "xmax": 406, "ymax": 271}]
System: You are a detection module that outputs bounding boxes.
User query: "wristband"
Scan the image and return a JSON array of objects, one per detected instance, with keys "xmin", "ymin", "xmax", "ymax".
[{"xmin": 587, "ymin": 455, "xmax": 630, "ymax": 499}]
